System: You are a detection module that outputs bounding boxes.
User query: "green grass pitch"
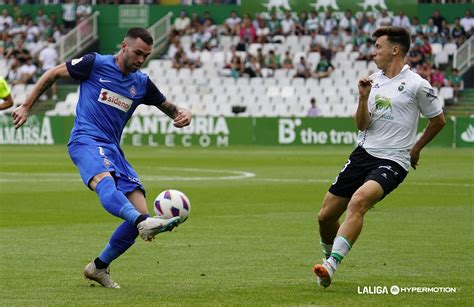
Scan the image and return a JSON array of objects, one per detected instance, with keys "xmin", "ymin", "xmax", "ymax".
[{"xmin": 0, "ymin": 145, "xmax": 472, "ymax": 305}]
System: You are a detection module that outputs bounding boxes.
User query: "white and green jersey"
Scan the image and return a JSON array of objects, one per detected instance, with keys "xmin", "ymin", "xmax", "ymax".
[{"xmin": 357, "ymin": 65, "xmax": 443, "ymax": 170}]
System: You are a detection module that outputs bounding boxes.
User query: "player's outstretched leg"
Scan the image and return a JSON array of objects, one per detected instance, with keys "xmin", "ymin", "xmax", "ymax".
[
  {"xmin": 84, "ymin": 262, "xmax": 120, "ymax": 288},
  {"xmin": 137, "ymin": 216, "xmax": 181, "ymax": 241}
]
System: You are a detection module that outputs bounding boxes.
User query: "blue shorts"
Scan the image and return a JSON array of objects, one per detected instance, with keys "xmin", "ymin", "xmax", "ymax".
[{"xmin": 68, "ymin": 140, "xmax": 145, "ymax": 195}]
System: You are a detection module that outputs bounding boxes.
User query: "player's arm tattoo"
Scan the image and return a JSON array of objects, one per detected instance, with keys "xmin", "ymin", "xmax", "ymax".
[{"xmin": 158, "ymin": 101, "xmax": 179, "ymax": 119}]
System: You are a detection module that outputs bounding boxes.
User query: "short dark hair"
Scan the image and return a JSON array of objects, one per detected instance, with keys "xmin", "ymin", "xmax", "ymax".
[
  {"xmin": 125, "ymin": 27, "xmax": 153, "ymax": 45},
  {"xmin": 372, "ymin": 26, "xmax": 410, "ymax": 56}
]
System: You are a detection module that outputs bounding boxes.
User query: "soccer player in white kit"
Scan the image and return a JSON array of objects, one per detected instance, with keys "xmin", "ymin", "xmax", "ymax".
[{"xmin": 313, "ymin": 27, "xmax": 446, "ymax": 288}]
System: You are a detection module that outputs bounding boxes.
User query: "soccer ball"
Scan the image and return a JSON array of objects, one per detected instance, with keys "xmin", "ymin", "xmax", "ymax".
[{"xmin": 153, "ymin": 189, "xmax": 191, "ymax": 223}]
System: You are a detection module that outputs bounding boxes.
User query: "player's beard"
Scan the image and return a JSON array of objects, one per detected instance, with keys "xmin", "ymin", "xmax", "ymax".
[{"xmin": 124, "ymin": 53, "xmax": 139, "ymax": 73}]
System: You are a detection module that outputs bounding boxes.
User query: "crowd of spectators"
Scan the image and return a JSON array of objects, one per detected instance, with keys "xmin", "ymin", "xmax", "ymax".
[
  {"xmin": 0, "ymin": 3, "xmax": 92, "ymax": 100},
  {"xmin": 167, "ymin": 8, "xmax": 471, "ymax": 101}
]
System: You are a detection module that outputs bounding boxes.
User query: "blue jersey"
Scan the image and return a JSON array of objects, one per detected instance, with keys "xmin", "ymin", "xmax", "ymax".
[{"xmin": 66, "ymin": 53, "xmax": 166, "ymax": 145}]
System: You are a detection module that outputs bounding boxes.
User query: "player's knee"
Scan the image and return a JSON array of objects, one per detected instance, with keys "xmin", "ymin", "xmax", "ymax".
[
  {"xmin": 318, "ymin": 207, "xmax": 336, "ymax": 225},
  {"xmin": 347, "ymin": 194, "xmax": 370, "ymax": 216}
]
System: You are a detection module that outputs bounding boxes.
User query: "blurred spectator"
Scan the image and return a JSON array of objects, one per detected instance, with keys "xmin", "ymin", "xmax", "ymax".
[
  {"xmin": 229, "ymin": 54, "xmax": 243, "ymax": 79},
  {"xmin": 192, "ymin": 25, "xmax": 211, "ymax": 50},
  {"xmin": 460, "ymin": 9, "xmax": 473, "ymax": 35},
  {"xmin": 410, "ymin": 16, "xmax": 423, "ymax": 36},
  {"xmin": 173, "ymin": 11, "xmax": 191, "ymax": 36},
  {"xmin": 327, "ymin": 27, "xmax": 344, "ymax": 57},
  {"xmin": 362, "ymin": 15, "xmax": 376, "ymax": 36},
  {"xmin": 243, "ymin": 53, "xmax": 261, "ymax": 78},
  {"xmin": 451, "ymin": 18, "xmax": 467, "ymax": 46},
  {"xmin": 294, "ymin": 56, "xmax": 311, "ymax": 79},
  {"xmin": 305, "ymin": 11, "xmax": 319, "ymax": 34},
  {"xmin": 430, "ymin": 67, "xmax": 445, "ymax": 89},
  {"xmin": 406, "ymin": 43, "xmax": 424, "ymax": 67},
  {"xmin": 309, "ymin": 28, "xmax": 328, "ymax": 53},
  {"xmin": 172, "ymin": 46, "xmax": 188, "ymax": 70},
  {"xmin": 417, "ymin": 61, "xmax": 432, "ymax": 81},
  {"xmin": 18, "ymin": 56, "xmax": 37, "ymax": 85},
  {"xmin": 256, "ymin": 19, "xmax": 270, "ymax": 44},
  {"xmin": 353, "ymin": 28, "xmax": 367, "ymax": 51},
  {"xmin": 423, "ymin": 17, "xmax": 439, "ymax": 43},
  {"xmin": 265, "ymin": 49, "xmax": 281, "ymax": 70},
  {"xmin": 447, "ymin": 68, "xmax": 463, "ymax": 103},
  {"xmin": 438, "ymin": 20, "xmax": 451, "ymax": 45},
  {"xmin": 321, "ymin": 10, "xmax": 337, "ymax": 35},
  {"xmin": 313, "ymin": 53, "xmax": 334, "ymax": 79},
  {"xmin": 431, "ymin": 10, "xmax": 445, "ymax": 31},
  {"xmin": 186, "ymin": 43, "xmax": 201, "ymax": 69},
  {"xmin": 35, "ymin": 8, "xmax": 49, "ymax": 31},
  {"xmin": 307, "ymin": 97, "xmax": 321, "ymax": 117},
  {"xmin": 76, "ymin": 0, "xmax": 92, "ymax": 23},
  {"xmin": 239, "ymin": 15, "xmax": 256, "ymax": 46},
  {"xmin": 294, "ymin": 57, "xmax": 311, "ymax": 79},
  {"xmin": 340, "ymin": 9, "xmax": 357, "ymax": 33},
  {"xmin": 281, "ymin": 11, "xmax": 295, "ymax": 36},
  {"xmin": 62, "ymin": 0, "xmax": 77, "ymax": 32},
  {"xmin": 267, "ymin": 12, "xmax": 282, "ymax": 36},
  {"xmin": 295, "ymin": 11, "xmax": 308, "ymax": 36},
  {"xmin": 376, "ymin": 9, "xmax": 392, "ymax": 28},
  {"xmin": 357, "ymin": 38, "xmax": 374, "ymax": 61},
  {"xmin": 26, "ymin": 20, "xmax": 40, "ymax": 43},
  {"xmin": 206, "ymin": 27, "xmax": 220, "ymax": 51},
  {"xmin": 224, "ymin": 10, "xmax": 241, "ymax": 36},
  {"xmin": 392, "ymin": 10, "xmax": 411, "ymax": 28},
  {"xmin": 0, "ymin": 9, "xmax": 13, "ymax": 33},
  {"xmin": 282, "ymin": 50, "xmax": 293, "ymax": 69},
  {"xmin": 5, "ymin": 58, "xmax": 21, "ymax": 85},
  {"xmin": 38, "ymin": 38, "xmax": 59, "ymax": 100},
  {"xmin": 256, "ymin": 48, "xmax": 265, "ymax": 67},
  {"xmin": 167, "ymin": 36, "xmax": 181, "ymax": 59}
]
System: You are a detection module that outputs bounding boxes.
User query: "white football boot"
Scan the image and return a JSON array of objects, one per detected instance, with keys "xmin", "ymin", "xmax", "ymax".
[
  {"xmin": 84, "ymin": 262, "xmax": 120, "ymax": 289},
  {"xmin": 137, "ymin": 216, "xmax": 181, "ymax": 241}
]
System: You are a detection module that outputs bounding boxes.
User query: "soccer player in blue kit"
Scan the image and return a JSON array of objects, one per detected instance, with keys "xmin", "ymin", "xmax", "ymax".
[{"xmin": 12, "ymin": 28, "xmax": 192, "ymax": 288}]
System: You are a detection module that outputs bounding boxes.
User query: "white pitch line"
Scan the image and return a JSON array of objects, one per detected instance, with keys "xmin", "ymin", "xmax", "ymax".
[{"xmin": 0, "ymin": 171, "xmax": 472, "ymax": 188}]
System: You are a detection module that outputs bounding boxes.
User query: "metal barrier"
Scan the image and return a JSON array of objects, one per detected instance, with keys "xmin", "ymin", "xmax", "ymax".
[
  {"xmin": 454, "ymin": 36, "xmax": 473, "ymax": 74},
  {"xmin": 146, "ymin": 12, "xmax": 173, "ymax": 63},
  {"xmin": 54, "ymin": 11, "xmax": 100, "ymax": 63}
]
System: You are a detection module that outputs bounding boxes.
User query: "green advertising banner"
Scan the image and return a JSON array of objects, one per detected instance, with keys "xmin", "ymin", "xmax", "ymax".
[
  {"xmin": 0, "ymin": 115, "xmax": 460, "ymax": 148},
  {"xmin": 455, "ymin": 117, "xmax": 474, "ymax": 148},
  {"xmin": 121, "ymin": 116, "xmax": 254, "ymax": 147},
  {"xmin": 241, "ymin": 0, "xmax": 417, "ymax": 17}
]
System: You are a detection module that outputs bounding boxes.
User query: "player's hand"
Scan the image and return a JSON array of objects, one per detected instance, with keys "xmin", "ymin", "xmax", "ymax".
[
  {"xmin": 173, "ymin": 108, "xmax": 192, "ymax": 128},
  {"xmin": 410, "ymin": 147, "xmax": 421, "ymax": 170},
  {"xmin": 358, "ymin": 77, "xmax": 373, "ymax": 99},
  {"xmin": 12, "ymin": 105, "xmax": 29, "ymax": 129}
]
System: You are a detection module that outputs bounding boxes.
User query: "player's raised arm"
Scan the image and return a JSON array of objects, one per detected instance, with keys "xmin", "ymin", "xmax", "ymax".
[
  {"xmin": 12, "ymin": 63, "xmax": 70, "ymax": 129},
  {"xmin": 355, "ymin": 76, "xmax": 372, "ymax": 131},
  {"xmin": 158, "ymin": 100, "xmax": 192, "ymax": 128}
]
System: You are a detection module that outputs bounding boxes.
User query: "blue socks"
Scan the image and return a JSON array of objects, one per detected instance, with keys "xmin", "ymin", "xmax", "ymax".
[
  {"xmin": 97, "ymin": 216, "xmax": 148, "ymax": 266},
  {"xmin": 95, "ymin": 176, "xmax": 141, "ymax": 225},
  {"xmin": 94, "ymin": 176, "xmax": 150, "ymax": 267}
]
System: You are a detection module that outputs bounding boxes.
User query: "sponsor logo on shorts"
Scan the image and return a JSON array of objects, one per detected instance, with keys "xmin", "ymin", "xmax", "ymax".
[{"xmin": 98, "ymin": 88, "xmax": 132, "ymax": 112}]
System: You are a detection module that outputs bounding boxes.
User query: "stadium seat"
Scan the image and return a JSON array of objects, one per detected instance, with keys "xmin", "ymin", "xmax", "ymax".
[
  {"xmin": 443, "ymin": 43, "xmax": 457, "ymax": 56},
  {"xmin": 434, "ymin": 52, "xmax": 449, "ymax": 66},
  {"xmin": 439, "ymin": 87, "xmax": 454, "ymax": 100},
  {"xmin": 430, "ymin": 43, "xmax": 442, "ymax": 55}
]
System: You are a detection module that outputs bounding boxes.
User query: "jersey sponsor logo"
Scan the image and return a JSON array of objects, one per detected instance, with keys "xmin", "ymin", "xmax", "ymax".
[
  {"xmin": 374, "ymin": 95, "xmax": 392, "ymax": 110},
  {"xmin": 71, "ymin": 57, "xmax": 83, "ymax": 65},
  {"xmin": 99, "ymin": 78, "xmax": 112, "ymax": 83},
  {"xmin": 98, "ymin": 88, "xmax": 132, "ymax": 112}
]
